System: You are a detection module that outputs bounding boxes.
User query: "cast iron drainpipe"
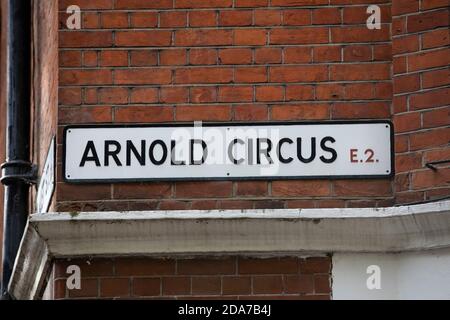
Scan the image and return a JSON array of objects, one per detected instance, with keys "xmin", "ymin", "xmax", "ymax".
[{"xmin": 0, "ymin": 0, "xmax": 36, "ymax": 300}]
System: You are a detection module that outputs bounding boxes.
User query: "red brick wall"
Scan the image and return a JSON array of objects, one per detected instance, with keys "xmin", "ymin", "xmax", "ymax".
[
  {"xmin": 32, "ymin": 0, "xmax": 59, "ymax": 212},
  {"xmin": 392, "ymin": 0, "xmax": 450, "ymax": 204},
  {"xmin": 52, "ymin": 256, "xmax": 331, "ymax": 300},
  {"xmin": 56, "ymin": 0, "xmax": 396, "ymax": 212}
]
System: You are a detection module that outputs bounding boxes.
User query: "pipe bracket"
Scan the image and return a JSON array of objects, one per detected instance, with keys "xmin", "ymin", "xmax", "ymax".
[{"xmin": 1, "ymin": 161, "xmax": 38, "ymax": 186}]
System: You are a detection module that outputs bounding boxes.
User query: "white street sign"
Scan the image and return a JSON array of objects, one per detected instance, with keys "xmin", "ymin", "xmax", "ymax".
[
  {"xmin": 36, "ymin": 137, "xmax": 55, "ymax": 213},
  {"xmin": 63, "ymin": 122, "xmax": 393, "ymax": 182}
]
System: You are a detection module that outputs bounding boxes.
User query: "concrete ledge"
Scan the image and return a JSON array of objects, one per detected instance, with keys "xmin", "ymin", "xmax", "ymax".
[{"xmin": 8, "ymin": 200, "xmax": 450, "ymax": 299}]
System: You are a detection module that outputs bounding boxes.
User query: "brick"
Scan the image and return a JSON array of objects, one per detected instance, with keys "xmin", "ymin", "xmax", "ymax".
[
  {"xmin": 412, "ymin": 169, "xmax": 450, "ymax": 190},
  {"xmin": 162, "ymin": 277, "xmax": 191, "ymax": 296},
  {"xmin": 410, "ymin": 128, "xmax": 450, "ymax": 151},
  {"xmin": 58, "ymin": 184, "xmax": 111, "ymax": 201},
  {"xmin": 272, "ymin": 181, "xmax": 330, "ymax": 196},
  {"xmin": 270, "ymin": 66, "xmax": 328, "ymax": 82},
  {"xmin": 256, "ymin": 86, "xmax": 284, "ymax": 102},
  {"xmin": 283, "ymin": 9, "xmax": 311, "ymax": 26},
  {"xmin": 408, "ymin": 48, "xmax": 450, "ymax": 72},
  {"xmin": 422, "ymin": 29, "xmax": 450, "ymax": 50},
  {"xmin": 130, "ymin": 88, "xmax": 159, "ymax": 104},
  {"xmin": 272, "ymin": 104, "xmax": 329, "ymax": 120},
  {"xmin": 314, "ymin": 275, "xmax": 331, "ymax": 294},
  {"xmin": 410, "ymin": 88, "xmax": 450, "ymax": 110},
  {"xmin": 60, "ymin": 69, "xmax": 112, "ymax": 85},
  {"xmin": 60, "ymin": 106, "xmax": 111, "ymax": 124},
  {"xmin": 219, "ymin": 48, "xmax": 252, "ymax": 65},
  {"xmin": 330, "ymin": 64, "xmax": 390, "ymax": 80},
  {"xmin": 273, "ymin": 0, "xmax": 328, "ymax": 5},
  {"xmin": 235, "ymin": 67, "xmax": 267, "ymax": 83},
  {"xmin": 392, "ymin": 0, "xmax": 419, "ymax": 15},
  {"xmin": 100, "ymin": 50, "xmax": 128, "ymax": 67},
  {"xmin": 133, "ymin": 278, "xmax": 161, "ymax": 297},
  {"xmin": 115, "ymin": 106, "xmax": 173, "ymax": 123},
  {"xmin": 190, "ymin": 87, "xmax": 217, "ymax": 103},
  {"xmin": 59, "ymin": 51, "xmax": 81, "ymax": 67},
  {"xmin": 189, "ymin": 11, "xmax": 217, "ymax": 27},
  {"xmin": 219, "ymin": 86, "xmax": 253, "ymax": 102},
  {"xmin": 239, "ymin": 257, "xmax": 298, "ymax": 274},
  {"xmin": 312, "ymin": 8, "xmax": 341, "ymax": 25},
  {"xmin": 59, "ymin": 0, "xmax": 113, "ymax": 10},
  {"xmin": 422, "ymin": 68, "xmax": 450, "ymax": 89},
  {"xmin": 423, "ymin": 107, "xmax": 450, "ymax": 128},
  {"xmin": 98, "ymin": 87, "xmax": 128, "ymax": 104},
  {"xmin": 393, "ymin": 74, "xmax": 420, "ymax": 94},
  {"xmin": 59, "ymin": 88, "xmax": 82, "ymax": 105},
  {"xmin": 160, "ymin": 11, "xmax": 187, "ymax": 28},
  {"xmin": 160, "ymin": 87, "xmax": 189, "ymax": 103},
  {"xmin": 219, "ymin": 10, "xmax": 253, "ymax": 26},
  {"xmin": 176, "ymin": 30, "xmax": 233, "ymax": 46},
  {"xmin": 115, "ymin": 31, "xmax": 172, "ymax": 47},
  {"xmin": 422, "ymin": 0, "xmax": 449, "ymax": 10},
  {"xmin": 255, "ymin": 48, "xmax": 282, "ymax": 64},
  {"xmin": 285, "ymin": 85, "xmax": 314, "ymax": 101},
  {"xmin": 100, "ymin": 278, "xmax": 130, "ymax": 298},
  {"xmin": 333, "ymin": 180, "xmax": 392, "ymax": 196},
  {"xmin": 176, "ymin": 181, "xmax": 233, "ymax": 198},
  {"xmin": 222, "ymin": 277, "xmax": 251, "ymax": 295},
  {"xmin": 271, "ymin": 28, "xmax": 328, "ymax": 44},
  {"xmin": 189, "ymin": 49, "xmax": 218, "ymax": 65},
  {"xmin": 313, "ymin": 46, "xmax": 341, "ymax": 62},
  {"xmin": 235, "ymin": 0, "xmax": 268, "ymax": 7},
  {"xmin": 284, "ymin": 47, "xmax": 312, "ymax": 63},
  {"xmin": 393, "ymin": 35, "xmax": 419, "ymax": 55},
  {"xmin": 175, "ymin": 68, "xmax": 233, "ymax": 84},
  {"xmin": 114, "ymin": 183, "xmax": 172, "ymax": 199},
  {"xmin": 83, "ymin": 51, "xmax": 97, "ymax": 67},
  {"xmin": 316, "ymin": 84, "xmax": 345, "ymax": 100},
  {"xmin": 130, "ymin": 50, "xmax": 158, "ymax": 66},
  {"xmin": 396, "ymin": 153, "xmax": 423, "ymax": 173},
  {"xmin": 116, "ymin": 258, "xmax": 175, "ymax": 276},
  {"xmin": 343, "ymin": 45, "xmax": 372, "ymax": 62},
  {"xmin": 253, "ymin": 276, "xmax": 283, "ymax": 294},
  {"xmin": 255, "ymin": 10, "xmax": 282, "ymax": 26},
  {"xmin": 176, "ymin": 105, "xmax": 231, "ymax": 121},
  {"xmin": 114, "ymin": 69, "xmax": 172, "ymax": 85},
  {"xmin": 60, "ymin": 31, "xmax": 113, "ymax": 48},
  {"xmin": 192, "ymin": 277, "xmax": 221, "ymax": 295},
  {"xmin": 236, "ymin": 181, "xmax": 268, "ymax": 196},
  {"xmin": 373, "ymin": 44, "xmax": 392, "ymax": 61},
  {"xmin": 407, "ymin": 9, "xmax": 449, "ymax": 33},
  {"xmin": 393, "ymin": 112, "xmax": 421, "ymax": 133},
  {"xmin": 130, "ymin": 12, "xmax": 158, "ymax": 28},
  {"xmin": 175, "ymin": 0, "xmax": 232, "ymax": 8},
  {"xmin": 178, "ymin": 258, "xmax": 235, "ymax": 275},
  {"xmin": 284, "ymin": 275, "xmax": 314, "ymax": 294},
  {"xmin": 101, "ymin": 12, "xmax": 128, "ymax": 28},
  {"xmin": 234, "ymin": 104, "xmax": 268, "ymax": 121},
  {"xmin": 115, "ymin": 0, "xmax": 172, "ymax": 8},
  {"xmin": 234, "ymin": 29, "xmax": 267, "ymax": 45},
  {"xmin": 160, "ymin": 49, "xmax": 187, "ymax": 66}
]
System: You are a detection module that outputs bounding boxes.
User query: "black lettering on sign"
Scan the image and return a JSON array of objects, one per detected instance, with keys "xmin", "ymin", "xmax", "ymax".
[{"xmin": 79, "ymin": 141, "xmax": 101, "ymax": 167}]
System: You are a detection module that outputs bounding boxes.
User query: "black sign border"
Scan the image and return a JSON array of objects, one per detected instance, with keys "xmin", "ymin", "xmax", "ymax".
[{"xmin": 62, "ymin": 120, "xmax": 395, "ymax": 184}]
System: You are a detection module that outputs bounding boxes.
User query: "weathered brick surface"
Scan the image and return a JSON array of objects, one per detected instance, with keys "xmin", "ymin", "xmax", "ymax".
[
  {"xmin": 56, "ymin": 0, "xmax": 399, "ymax": 210},
  {"xmin": 392, "ymin": 2, "xmax": 450, "ymax": 204},
  {"xmin": 53, "ymin": 256, "xmax": 332, "ymax": 300}
]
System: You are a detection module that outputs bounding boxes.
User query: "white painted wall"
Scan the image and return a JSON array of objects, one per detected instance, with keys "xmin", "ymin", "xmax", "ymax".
[{"xmin": 332, "ymin": 247, "xmax": 450, "ymax": 300}]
